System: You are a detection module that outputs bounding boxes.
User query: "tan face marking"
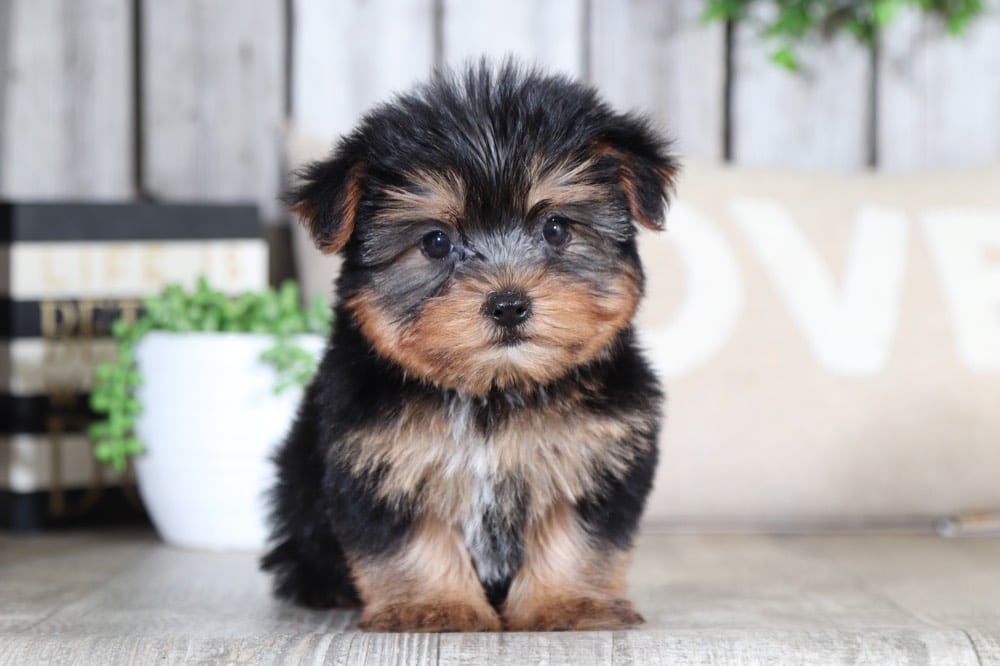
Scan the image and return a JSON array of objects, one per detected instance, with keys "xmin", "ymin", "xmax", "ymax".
[
  {"xmin": 527, "ymin": 157, "xmax": 608, "ymax": 212},
  {"xmin": 291, "ymin": 162, "xmax": 367, "ymax": 254},
  {"xmin": 593, "ymin": 142, "xmax": 675, "ymax": 231},
  {"xmin": 378, "ymin": 169, "xmax": 466, "ymax": 227},
  {"xmin": 346, "ymin": 264, "xmax": 640, "ymax": 396}
]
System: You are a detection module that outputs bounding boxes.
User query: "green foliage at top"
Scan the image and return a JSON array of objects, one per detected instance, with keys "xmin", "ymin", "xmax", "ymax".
[
  {"xmin": 704, "ymin": 0, "xmax": 985, "ymax": 69},
  {"xmin": 89, "ymin": 277, "xmax": 331, "ymax": 471}
]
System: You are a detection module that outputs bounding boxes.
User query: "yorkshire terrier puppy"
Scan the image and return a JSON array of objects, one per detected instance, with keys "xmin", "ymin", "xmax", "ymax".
[{"xmin": 262, "ymin": 62, "xmax": 676, "ymax": 632}]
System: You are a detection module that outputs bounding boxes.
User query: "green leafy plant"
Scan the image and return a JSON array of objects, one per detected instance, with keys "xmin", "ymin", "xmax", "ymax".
[
  {"xmin": 89, "ymin": 277, "xmax": 331, "ymax": 471},
  {"xmin": 704, "ymin": 0, "xmax": 985, "ymax": 70}
]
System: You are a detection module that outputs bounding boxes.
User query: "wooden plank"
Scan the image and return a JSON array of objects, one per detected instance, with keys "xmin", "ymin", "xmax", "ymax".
[
  {"xmin": 730, "ymin": 8, "xmax": 872, "ymax": 170},
  {"xmin": 965, "ymin": 630, "xmax": 1000, "ymax": 665},
  {"xmin": 589, "ymin": 0, "xmax": 726, "ymax": 160},
  {"xmin": 878, "ymin": 7, "xmax": 1000, "ymax": 171},
  {"xmin": 0, "ymin": 634, "xmax": 427, "ymax": 666},
  {"xmin": 288, "ymin": 0, "xmax": 436, "ymax": 302},
  {"xmin": 0, "ymin": 0, "xmax": 133, "ymax": 199},
  {"xmin": 441, "ymin": 0, "xmax": 586, "ymax": 77},
  {"xmin": 290, "ymin": 0, "xmax": 436, "ymax": 145},
  {"xmin": 778, "ymin": 534, "xmax": 1000, "ymax": 625},
  {"xmin": 438, "ymin": 632, "xmax": 613, "ymax": 665},
  {"xmin": 0, "ymin": 0, "xmax": 11, "ymax": 191},
  {"xmin": 612, "ymin": 628, "xmax": 978, "ymax": 665},
  {"xmin": 326, "ymin": 633, "xmax": 438, "ymax": 665},
  {"xmin": 141, "ymin": 0, "xmax": 285, "ymax": 222},
  {"xmin": 0, "ymin": 532, "xmax": 151, "ymax": 632},
  {"xmin": 1, "ymin": 532, "xmax": 997, "ymax": 663},
  {"xmin": 629, "ymin": 534, "xmax": 920, "ymax": 630}
]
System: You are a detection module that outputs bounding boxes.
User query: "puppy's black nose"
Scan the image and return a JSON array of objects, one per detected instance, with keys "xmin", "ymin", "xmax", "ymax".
[{"xmin": 486, "ymin": 290, "xmax": 532, "ymax": 328}]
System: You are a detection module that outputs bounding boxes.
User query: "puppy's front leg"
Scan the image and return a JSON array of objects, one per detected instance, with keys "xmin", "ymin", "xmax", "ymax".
[
  {"xmin": 502, "ymin": 503, "xmax": 643, "ymax": 631},
  {"xmin": 351, "ymin": 515, "xmax": 501, "ymax": 632}
]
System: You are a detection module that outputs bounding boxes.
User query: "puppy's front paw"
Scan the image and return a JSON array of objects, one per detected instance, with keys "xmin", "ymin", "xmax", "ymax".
[
  {"xmin": 359, "ymin": 600, "xmax": 502, "ymax": 633},
  {"xmin": 505, "ymin": 596, "xmax": 644, "ymax": 631}
]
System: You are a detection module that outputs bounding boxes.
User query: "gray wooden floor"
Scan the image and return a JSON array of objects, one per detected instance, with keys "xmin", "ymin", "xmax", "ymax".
[{"xmin": 1, "ymin": 530, "xmax": 998, "ymax": 664}]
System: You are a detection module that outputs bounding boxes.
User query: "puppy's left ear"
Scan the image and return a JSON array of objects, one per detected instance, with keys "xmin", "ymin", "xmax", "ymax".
[
  {"xmin": 596, "ymin": 116, "xmax": 678, "ymax": 231},
  {"xmin": 287, "ymin": 153, "xmax": 366, "ymax": 254}
]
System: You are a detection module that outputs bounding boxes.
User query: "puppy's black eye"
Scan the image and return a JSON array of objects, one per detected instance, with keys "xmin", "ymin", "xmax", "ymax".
[
  {"xmin": 421, "ymin": 230, "xmax": 453, "ymax": 259},
  {"xmin": 542, "ymin": 216, "xmax": 571, "ymax": 247}
]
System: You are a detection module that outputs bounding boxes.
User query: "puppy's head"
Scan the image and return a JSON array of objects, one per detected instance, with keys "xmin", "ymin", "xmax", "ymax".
[{"xmin": 291, "ymin": 62, "xmax": 677, "ymax": 396}]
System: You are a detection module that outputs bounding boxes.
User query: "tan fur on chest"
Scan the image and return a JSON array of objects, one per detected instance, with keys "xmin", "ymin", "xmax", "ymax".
[{"xmin": 338, "ymin": 394, "xmax": 649, "ymax": 522}]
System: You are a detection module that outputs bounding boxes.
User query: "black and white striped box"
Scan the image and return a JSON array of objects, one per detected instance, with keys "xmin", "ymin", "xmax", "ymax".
[{"xmin": 1, "ymin": 202, "xmax": 267, "ymax": 530}]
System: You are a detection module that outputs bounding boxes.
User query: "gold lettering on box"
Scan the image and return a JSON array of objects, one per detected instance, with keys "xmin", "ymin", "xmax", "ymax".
[
  {"xmin": 38, "ymin": 298, "xmax": 141, "ymax": 395},
  {"xmin": 144, "ymin": 245, "xmax": 165, "ymax": 284},
  {"xmin": 40, "ymin": 253, "xmax": 70, "ymax": 290},
  {"xmin": 40, "ymin": 301, "xmax": 79, "ymax": 339},
  {"xmin": 117, "ymin": 300, "xmax": 141, "ymax": 327},
  {"xmin": 38, "ymin": 295, "xmax": 144, "ymax": 516},
  {"xmin": 105, "ymin": 246, "xmax": 126, "ymax": 282},
  {"xmin": 78, "ymin": 300, "xmax": 96, "ymax": 338},
  {"xmin": 224, "ymin": 243, "xmax": 241, "ymax": 280}
]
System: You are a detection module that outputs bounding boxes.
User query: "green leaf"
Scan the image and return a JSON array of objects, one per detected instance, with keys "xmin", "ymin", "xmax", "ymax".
[
  {"xmin": 88, "ymin": 422, "xmax": 110, "ymax": 439},
  {"xmin": 873, "ymin": 0, "xmax": 905, "ymax": 27},
  {"xmin": 111, "ymin": 319, "xmax": 131, "ymax": 340},
  {"xmin": 703, "ymin": 0, "xmax": 744, "ymax": 22},
  {"xmin": 770, "ymin": 45, "xmax": 799, "ymax": 70},
  {"xmin": 123, "ymin": 438, "xmax": 144, "ymax": 455},
  {"xmin": 701, "ymin": 0, "xmax": 987, "ymax": 71},
  {"xmin": 108, "ymin": 453, "xmax": 126, "ymax": 473}
]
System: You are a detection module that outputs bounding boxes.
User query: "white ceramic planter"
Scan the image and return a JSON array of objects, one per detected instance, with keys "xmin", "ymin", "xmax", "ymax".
[{"xmin": 133, "ymin": 331, "xmax": 324, "ymax": 551}]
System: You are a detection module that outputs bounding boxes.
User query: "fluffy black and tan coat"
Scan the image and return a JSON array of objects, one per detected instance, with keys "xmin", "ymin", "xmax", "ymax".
[{"xmin": 262, "ymin": 62, "xmax": 676, "ymax": 632}]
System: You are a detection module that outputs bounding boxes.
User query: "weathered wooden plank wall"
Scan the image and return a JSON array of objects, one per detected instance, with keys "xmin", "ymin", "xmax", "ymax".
[
  {"xmin": 287, "ymin": 0, "xmax": 437, "ymax": 297},
  {"xmin": 731, "ymin": 6, "xmax": 873, "ymax": 170},
  {"xmin": 141, "ymin": 0, "xmax": 286, "ymax": 223},
  {"xmin": 2, "ymin": 0, "xmax": 1000, "ymax": 211},
  {"xmin": 878, "ymin": 6, "xmax": 1000, "ymax": 171},
  {"xmin": 290, "ymin": 0, "xmax": 435, "ymax": 145},
  {"xmin": 441, "ymin": 0, "xmax": 586, "ymax": 76},
  {"xmin": 0, "ymin": 0, "xmax": 10, "ymax": 191},
  {"xmin": 0, "ymin": 0, "xmax": 133, "ymax": 199},
  {"xmin": 590, "ymin": 0, "xmax": 727, "ymax": 160}
]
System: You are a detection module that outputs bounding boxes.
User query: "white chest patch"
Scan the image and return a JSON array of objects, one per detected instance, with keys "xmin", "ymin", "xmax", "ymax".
[
  {"xmin": 461, "ymin": 445, "xmax": 506, "ymax": 584},
  {"xmin": 449, "ymin": 396, "xmax": 520, "ymax": 586}
]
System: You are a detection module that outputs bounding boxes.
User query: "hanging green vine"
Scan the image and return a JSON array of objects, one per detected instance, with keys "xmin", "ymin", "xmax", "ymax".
[
  {"xmin": 88, "ymin": 277, "xmax": 331, "ymax": 471},
  {"xmin": 703, "ymin": 0, "xmax": 986, "ymax": 69}
]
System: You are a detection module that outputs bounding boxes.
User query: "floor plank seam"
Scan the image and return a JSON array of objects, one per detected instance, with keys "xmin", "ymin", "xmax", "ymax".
[{"xmin": 961, "ymin": 628, "xmax": 985, "ymax": 666}]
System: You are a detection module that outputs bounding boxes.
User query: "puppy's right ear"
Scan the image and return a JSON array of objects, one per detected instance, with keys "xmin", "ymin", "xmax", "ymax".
[{"xmin": 287, "ymin": 155, "xmax": 366, "ymax": 254}]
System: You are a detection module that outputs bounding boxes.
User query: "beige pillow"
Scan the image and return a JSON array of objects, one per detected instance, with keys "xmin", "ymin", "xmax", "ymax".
[{"xmin": 639, "ymin": 162, "xmax": 1000, "ymax": 526}]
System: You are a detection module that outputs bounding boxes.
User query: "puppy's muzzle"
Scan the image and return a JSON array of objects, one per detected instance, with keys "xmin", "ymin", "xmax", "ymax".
[{"xmin": 485, "ymin": 290, "xmax": 532, "ymax": 329}]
